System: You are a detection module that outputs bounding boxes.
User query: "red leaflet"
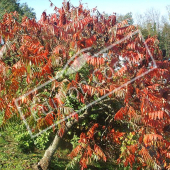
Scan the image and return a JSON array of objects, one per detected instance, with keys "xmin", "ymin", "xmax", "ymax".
[
  {"xmin": 148, "ymin": 111, "xmax": 164, "ymax": 120},
  {"xmin": 71, "ymin": 112, "xmax": 79, "ymax": 121},
  {"xmin": 45, "ymin": 113, "xmax": 54, "ymax": 126},
  {"xmin": 87, "ymin": 123, "xmax": 98, "ymax": 139},
  {"xmin": 114, "ymin": 106, "xmax": 128, "ymax": 120},
  {"xmin": 53, "ymin": 97, "xmax": 64, "ymax": 107},
  {"xmin": 68, "ymin": 145, "xmax": 82, "ymax": 158},
  {"xmin": 26, "ymin": 75, "xmax": 30, "ymax": 84},
  {"xmin": 58, "ymin": 127, "xmax": 65, "ymax": 137},
  {"xmin": 86, "ymin": 56, "xmax": 105, "ymax": 67},
  {"xmin": 143, "ymin": 134, "xmax": 163, "ymax": 147},
  {"xmin": 94, "ymin": 144, "xmax": 106, "ymax": 162},
  {"xmin": 75, "ymin": 72, "xmax": 80, "ymax": 82}
]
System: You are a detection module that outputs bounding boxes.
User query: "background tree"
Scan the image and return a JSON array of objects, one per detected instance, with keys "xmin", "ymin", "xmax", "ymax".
[
  {"xmin": 135, "ymin": 8, "xmax": 170, "ymax": 58},
  {"xmin": 158, "ymin": 22, "xmax": 170, "ymax": 58},
  {"xmin": 135, "ymin": 8, "xmax": 161, "ymax": 38},
  {"xmin": 0, "ymin": 0, "xmax": 36, "ymax": 20},
  {"xmin": 18, "ymin": 2, "xmax": 36, "ymax": 19},
  {"xmin": 117, "ymin": 12, "xmax": 134, "ymax": 25}
]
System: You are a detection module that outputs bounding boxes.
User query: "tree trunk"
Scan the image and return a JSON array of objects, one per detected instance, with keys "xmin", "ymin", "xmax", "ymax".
[
  {"xmin": 32, "ymin": 109, "xmax": 90, "ymax": 170},
  {"xmin": 32, "ymin": 134, "xmax": 61, "ymax": 170}
]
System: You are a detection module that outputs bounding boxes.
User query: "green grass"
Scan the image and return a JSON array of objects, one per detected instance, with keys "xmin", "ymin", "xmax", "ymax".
[{"xmin": 0, "ymin": 115, "xmax": 131, "ymax": 170}]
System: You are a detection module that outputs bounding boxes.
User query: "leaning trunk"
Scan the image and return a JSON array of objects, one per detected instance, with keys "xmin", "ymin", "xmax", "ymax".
[
  {"xmin": 33, "ymin": 134, "xmax": 61, "ymax": 170},
  {"xmin": 33, "ymin": 109, "xmax": 90, "ymax": 170}
]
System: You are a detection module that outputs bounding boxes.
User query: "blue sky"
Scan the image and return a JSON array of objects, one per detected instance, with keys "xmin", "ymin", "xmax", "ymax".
[{"xmin": 20, "ymin": 0, "xmax": 170, "ymax": 21}]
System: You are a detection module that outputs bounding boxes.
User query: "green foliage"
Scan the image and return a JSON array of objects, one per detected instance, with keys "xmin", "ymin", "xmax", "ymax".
[
  {"xmin": 117, "ymin": 12, "xmax": 134, "ymax": 25},
  {"xmin": 34, "ymin": 131, "xmax": 51, "ymax": 150},
  {"xmin": 15, "ymin": 131, "xmax": 34, "ymax": 152},
  {"xmin": 158, "ymin": 23, "xmax": 170, "ymax": 58},
  {"xmin": 0, "ymin": 0, "xmax": 36, "ymax": 20},
  {"xmin": 0, "ymin": 135, "xmax": 6, "ymax": 144},
  {"xmin": 0, "ymin": 112, "xmax": 3, "ymax": 125},
  {"xmin": 0, "ymin": 119, "xmax": 34, "ymax": 152},
  {"xmin": 0, "ymin": 113, "xmax": 51, "ymax": 152},
  {"xmin": 0, "ymin": 0, "xmax": 20, "ymax": 19},
  {"xmin": 19, "ymin": 3, "xmax": 36, "ymax": 19},
  {"xmin": 66, "ymin": 155, "xmax": 81, "ymax": 170},
  {"xmin": 70, "ymin": 133, "xmax": 80, "ymax": 149},
  {"xmin": 120, "ymin": 132, "xmax": 136, "ymax": 154}
]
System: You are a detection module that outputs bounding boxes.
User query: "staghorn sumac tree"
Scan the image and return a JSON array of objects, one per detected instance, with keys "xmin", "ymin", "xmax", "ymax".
[{"xmin": 0, "ymin": 1, "xmax": 170, "ymax": 170}]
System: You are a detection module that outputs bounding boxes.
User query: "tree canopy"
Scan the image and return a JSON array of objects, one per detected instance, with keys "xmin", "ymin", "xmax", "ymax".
[{"xmin": 0, "ymin": 1, "xmax": 170, "ymax": 170}]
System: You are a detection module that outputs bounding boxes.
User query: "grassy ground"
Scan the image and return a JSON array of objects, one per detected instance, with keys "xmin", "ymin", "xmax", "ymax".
[
  {"xmin": 0, "ymin": 135, "xmax": 118, "ymax": 170},
  {"xmin": 0, "ymin": 116, "xmax": 130, "ymax": 170}
]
